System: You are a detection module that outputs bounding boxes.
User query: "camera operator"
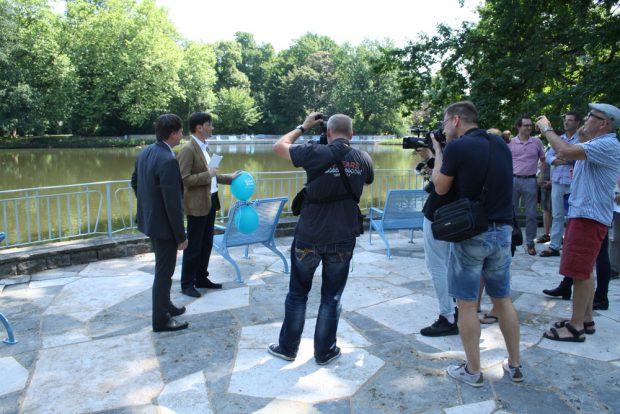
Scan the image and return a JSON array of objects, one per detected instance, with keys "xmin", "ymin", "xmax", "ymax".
[
  {"xmin": 414, "ymin": 147, "xmax": 435, "ymax": 189},
  {"xmin": 419, "ymin": 130, "xmax": 459, "ymax": 337},
  {"xmin": 431, "ymin": 101, "xmax": 522, "ymax": 386},
  {"xmin": 268, "ymin": 112, "xmax": 374, "ymax": 365}
]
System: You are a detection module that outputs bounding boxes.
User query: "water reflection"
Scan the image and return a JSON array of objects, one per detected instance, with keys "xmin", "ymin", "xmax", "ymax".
[{"xmin": 0, "ymin": 143, "xmax": 421, "ymax": 191}]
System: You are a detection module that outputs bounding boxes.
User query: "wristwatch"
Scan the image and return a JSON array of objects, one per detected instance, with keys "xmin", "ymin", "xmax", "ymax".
[
  {"xmin": 296, "ymin": 125, "xmax": 305, "ymax": 133},
  {"xmin": 542, "ymin": 127, "xmax": 554, "ymax": 134}
]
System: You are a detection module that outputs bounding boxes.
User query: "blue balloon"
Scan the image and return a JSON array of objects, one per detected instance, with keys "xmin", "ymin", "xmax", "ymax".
[
  {"xmin": 234, "ymin": 204, "xmax": 259, "ymax": 234},
  {"xmin": 231, "ymin": 171, "xmax": 255, "ymax": 201}
]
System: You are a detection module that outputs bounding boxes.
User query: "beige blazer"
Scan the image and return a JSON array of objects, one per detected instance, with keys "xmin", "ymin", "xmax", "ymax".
[{"xmin": 177, "ymin": 139, "xmax": 234, "ymax": 217}]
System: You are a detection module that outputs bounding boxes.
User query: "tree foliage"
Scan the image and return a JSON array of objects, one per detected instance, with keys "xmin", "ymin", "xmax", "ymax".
[
  {"xmin": 380, "ymin": 0, "xmax": 620, "ymax": 130},
  {"xmin": 3, "ymin": 1, "xmax": 408, "ymax": 136}
]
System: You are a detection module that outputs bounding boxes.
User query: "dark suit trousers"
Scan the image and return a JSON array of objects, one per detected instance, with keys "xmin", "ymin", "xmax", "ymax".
[
  {"xmin": 181, "ymin": 192, "xmax": 220, "ymax": 289},
  {"xmin": 151, "ymin": 237, "xmax": 177, "ymax": 327}
]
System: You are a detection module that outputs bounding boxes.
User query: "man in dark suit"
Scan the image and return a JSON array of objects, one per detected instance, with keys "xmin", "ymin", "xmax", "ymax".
[
  {"xmin": 177, "ymin": 112, "xmax": 238, "ymax": 298},
  {"xmin": 131, "ymin": 113, "xmax": 189, "ymax": 332}
]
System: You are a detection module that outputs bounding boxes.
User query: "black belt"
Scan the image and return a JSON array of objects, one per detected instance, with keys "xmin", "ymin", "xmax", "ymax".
[{"xmin": 513, "ymin": 174, "xmax": 536, "ymax": 179}]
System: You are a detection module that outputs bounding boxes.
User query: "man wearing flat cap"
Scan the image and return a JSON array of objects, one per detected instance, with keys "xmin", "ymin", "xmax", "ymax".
[{"xmin": 536, "ymin": 103, "xmax": 620, "ymax": 343}]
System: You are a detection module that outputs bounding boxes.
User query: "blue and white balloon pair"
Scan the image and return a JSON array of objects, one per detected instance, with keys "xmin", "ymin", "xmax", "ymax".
[{"xmin": 231, "ymin": 171, "xmax": 258, "ymax": 234}]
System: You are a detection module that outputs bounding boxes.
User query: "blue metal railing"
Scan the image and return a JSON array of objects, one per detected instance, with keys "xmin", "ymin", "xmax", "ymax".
[{"xmin": 0, "ymin": 170, "xmax": 425, "ymax": 248}]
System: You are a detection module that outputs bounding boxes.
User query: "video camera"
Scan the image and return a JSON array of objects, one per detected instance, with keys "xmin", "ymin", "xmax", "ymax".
[{"xmin": 402, "ymin": 124, "xmax": 447, "ymax": 150}]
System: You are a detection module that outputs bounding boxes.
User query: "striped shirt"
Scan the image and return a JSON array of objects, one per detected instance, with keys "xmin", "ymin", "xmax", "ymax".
[
  {"xmin": 568, "ymin": 133, "xmax": 620, "ymax": 225},
  {"xmin": 546, "ymin": 132, "xmax": 578, "ymax": 185}
]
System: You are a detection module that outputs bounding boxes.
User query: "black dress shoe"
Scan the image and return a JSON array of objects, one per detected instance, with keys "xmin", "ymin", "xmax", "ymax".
[
  {"xmin": 153, "ymin": 318, "xmax": 189, "ymax": 332},
  {"xmin": 181, "ymin": 287, "xmax": 201, "ymax": 298},
  {"xmin": 169, "ymin": 305, "xmax": 186, "ymax": 317},
  {"xmin": 593, "ymin": 299, "xmax": 609, "ymax": 310},
  {"xmin": 542, "ymin": 286, "xmax": 571, "ymax": 300},
  {"xmin": 195, "ymin": 278, "xmax": 222, "ymax": 289}
]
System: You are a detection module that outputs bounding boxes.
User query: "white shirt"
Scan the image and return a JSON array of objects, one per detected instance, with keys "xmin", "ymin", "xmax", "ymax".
[
  {"xmin": 192, "ymin": 135, "xmax": 218, "ymax": 194},
  {"xmin": 163, "ymin": 141, "xmax": 175, "ymax": 157}
]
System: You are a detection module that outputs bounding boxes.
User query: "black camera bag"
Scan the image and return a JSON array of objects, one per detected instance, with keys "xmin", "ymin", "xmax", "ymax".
[{"xmin": 431, "ymin": 133, "xmax": 494, "ymax": 242}]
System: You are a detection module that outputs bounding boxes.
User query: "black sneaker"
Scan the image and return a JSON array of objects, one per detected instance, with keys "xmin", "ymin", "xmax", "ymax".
[
  {"xmin": 420, "ymin": 315, "xmax": 459, "ymax": 337},
  {"xmin": 267, "ymin": 343, "xmax": 295, "ymax": 361},
  {"xmin": 315, "ymin": 347, "xmax": 341, "ymax": 365}
]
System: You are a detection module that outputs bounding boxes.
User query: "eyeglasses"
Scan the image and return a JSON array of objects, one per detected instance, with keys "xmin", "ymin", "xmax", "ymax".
[
  {"xmin": 586, "ymin": 111, "xmax": 607, "ymax": 121},
  {"xmin": 521, "ymin": 124, "xmax": 533, "ymax": 128}
]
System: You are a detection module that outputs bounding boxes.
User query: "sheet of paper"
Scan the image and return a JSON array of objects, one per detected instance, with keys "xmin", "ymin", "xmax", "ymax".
[{"xmin": 208, "ymin": 153, "xmax": 223, "ymax": 169}]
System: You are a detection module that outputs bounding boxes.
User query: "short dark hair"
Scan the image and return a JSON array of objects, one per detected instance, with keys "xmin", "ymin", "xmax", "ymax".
[
  {"xmin": 445, "ymin": 101, "xmax": 478, "ymax": 124},
  {"xmin": 155, "ymin": 113, "xmax": 182, "ymax": 141},
  {"xmin": 189, "ymin": 112, "xmax": 212, "ymax": 133},
  {"xmin": 516, "ymin": 115, "xmax": 532, "ymax": 128},
  {"xmin": 565, "ymin": 111, "xmax": 582, "ymax": 124}
]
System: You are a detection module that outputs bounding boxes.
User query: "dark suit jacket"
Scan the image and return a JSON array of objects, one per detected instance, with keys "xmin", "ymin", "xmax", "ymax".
[
  {"xmin": 177, "ymin": 138, "xmax": 234, "ymax": 217},
  {"xmin": 131, "ymin": 141, "xmax": 186, "ymax": 244}
]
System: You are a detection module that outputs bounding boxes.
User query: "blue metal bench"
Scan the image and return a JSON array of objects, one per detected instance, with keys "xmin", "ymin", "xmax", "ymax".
[
  {"xmin": 368, "ymin": 189, "xmax": 428, "ymax": 259},
  {"xmin": 213, "ymin": 197, "xmax": 289, "ymax": 283},
  {"xmin": 0, "ymin": 232, "xmax": 17, "ymax": 344}
]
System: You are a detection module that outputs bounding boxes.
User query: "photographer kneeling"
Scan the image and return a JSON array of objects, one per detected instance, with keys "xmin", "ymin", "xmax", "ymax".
[
  {"xmin": 431, "ymin": 101, "xmax": 522, "ymax": 386},
  {"xmin": 268, "ymin": 112, "xmax": 374, "ymax": 365}
]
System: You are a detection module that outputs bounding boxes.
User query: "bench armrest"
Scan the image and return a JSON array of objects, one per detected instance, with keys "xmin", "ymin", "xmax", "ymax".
[
  {"xmin": 369, "ymin": 207, "xmax": 384, "ymax": 220},
  {"xmin": 214, "ymin": 224, "xmax": 226, "ymax": 231}
]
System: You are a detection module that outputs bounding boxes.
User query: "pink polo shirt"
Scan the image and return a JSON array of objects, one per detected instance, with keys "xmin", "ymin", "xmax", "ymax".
[{"xmin": 508, "ymin": 136, "xmax": 545, "ymax": 176}]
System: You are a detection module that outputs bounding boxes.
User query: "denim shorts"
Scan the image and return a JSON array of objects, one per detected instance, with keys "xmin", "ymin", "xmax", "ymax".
[{"xmin": 447, "ymin": 224, "xmax": 512, "ymax": 301}]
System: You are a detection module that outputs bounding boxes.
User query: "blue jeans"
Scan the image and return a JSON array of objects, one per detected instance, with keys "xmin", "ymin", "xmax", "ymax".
[
  {"xmin": 550, "ymin": 183, "xmax": 570, "ymax": 251},
  {"xmin": 278, "ymin": 238, "xmax": 355, "ymax": 359},
  {"xmin": 423, "ymin": 218, "xmax": 454, "ymax": 317},
  {"xmin": 447, "ymin": 224, "xmax": 512, "ymax": 301}
]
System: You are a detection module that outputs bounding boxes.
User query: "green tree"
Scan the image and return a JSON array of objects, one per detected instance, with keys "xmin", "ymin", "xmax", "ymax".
[
  {"xmin": 64, "ymin": 0, "xmax": 182, "ymax": 135},
  {"xmin": 0, "ymin": 0, "xmax": 75, "ymax": 136},
  {"xmin": 213, "ymin": 87, "xmax": 261, "ymax": 133},
  {"xmin": 332, "ymin": 41, "xmax": 407, "ymax": 134},
  {"xmin": 380, "ymin": 0, "xmax": 620, "ymax": 129},
  {"xmin": 213, "ymin": 40, "xmax": 251, "ymax": 91},
  {"xmin": 234, "ymin": 32, "xmax": 275, "ymax": 133},
  {"xmin": 171, "ymin": 41, "xmax": 217, "ymax": 121}
]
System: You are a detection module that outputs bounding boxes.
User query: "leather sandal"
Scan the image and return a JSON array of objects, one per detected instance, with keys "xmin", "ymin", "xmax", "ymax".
[
  {"xmin": 554, "ymin": 320, "xmax": 595, "ymax": 335},
  {"xmin": 543, "ymin": 322, "xmax": 586, "ymax": 342},
  {"xmin": 540, "ymin": 248, "xmax": 560, "ymax": 257}
]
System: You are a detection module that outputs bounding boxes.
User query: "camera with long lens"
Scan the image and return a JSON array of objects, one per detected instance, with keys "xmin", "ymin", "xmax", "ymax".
[{"xmin": 402, "ymin": 124, "xmax": 446, "ymax": 150}]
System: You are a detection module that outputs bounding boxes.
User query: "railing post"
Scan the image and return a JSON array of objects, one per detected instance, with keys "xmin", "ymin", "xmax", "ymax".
[{"xmin": 105, "ymin": 183, "xmax": 113, "ymax": 238}]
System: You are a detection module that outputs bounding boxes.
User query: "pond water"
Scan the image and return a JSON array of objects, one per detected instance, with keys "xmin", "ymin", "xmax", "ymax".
[{"xmin": 0, "ymin": 142, "xmax": 422, "ymax": 190}]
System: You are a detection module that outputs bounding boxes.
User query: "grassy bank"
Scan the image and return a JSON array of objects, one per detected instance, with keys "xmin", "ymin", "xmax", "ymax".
[{"xmin": 0, "ymin": 135, "xmax": 153, "ymax": 149}]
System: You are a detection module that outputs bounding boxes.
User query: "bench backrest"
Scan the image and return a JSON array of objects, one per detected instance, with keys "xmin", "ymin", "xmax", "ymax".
[
  {"xmin": 221, "ymin": 197, "xmax": 288, "ymax": 247},
  {"xmin": 381, "ymin": 189, "xmax": 427, "ymax": 230}
]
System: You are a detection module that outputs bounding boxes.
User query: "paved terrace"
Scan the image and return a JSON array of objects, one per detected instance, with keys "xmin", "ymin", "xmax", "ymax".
[{"xmin": 0, "ymin": 232, "xmax": 619, "ymax": 414}]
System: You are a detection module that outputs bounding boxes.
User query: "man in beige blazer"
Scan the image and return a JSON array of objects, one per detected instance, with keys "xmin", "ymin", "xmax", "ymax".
[{"xmin": 177, "ymin": 112, "xmax": 239, "ymax": 298}]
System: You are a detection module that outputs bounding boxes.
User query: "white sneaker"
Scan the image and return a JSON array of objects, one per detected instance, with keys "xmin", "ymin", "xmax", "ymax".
[
  {"xmin": 502, "ymin": 359, "xmax": 524, "ymax": 382},
  {"xmin": 447, "ymin": 363, "xmax": 483, "ymax": 387}
]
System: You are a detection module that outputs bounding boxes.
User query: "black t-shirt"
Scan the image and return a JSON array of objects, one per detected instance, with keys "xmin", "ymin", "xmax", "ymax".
[
  {"xmin": 290, "ymin": 138, "xmax": 374, "ymax": 243},
  {"xmin": 440, "ymin": 129, "xmax": 513, "ymax": 224}
]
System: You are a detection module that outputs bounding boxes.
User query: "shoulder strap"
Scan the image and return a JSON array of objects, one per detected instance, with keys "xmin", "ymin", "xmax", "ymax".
[
  {"xmin": 329, "ymin": 145, "xmax": 360, "ymax": 204},
  {"xmin": 479, "ymin": 132, "xmax": 496, "ymax": 203}
]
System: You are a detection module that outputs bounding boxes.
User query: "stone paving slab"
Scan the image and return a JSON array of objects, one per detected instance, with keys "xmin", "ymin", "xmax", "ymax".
[{"xmin": 1, "ymin": 232, "xmax": 619, "ymax": 413}]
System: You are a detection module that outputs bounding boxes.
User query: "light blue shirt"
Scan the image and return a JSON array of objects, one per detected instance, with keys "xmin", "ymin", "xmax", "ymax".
[
  {"xmin": 546, "ymin": 132, "xmax": 578, "ymax": 185},
  {"xmin": 568, "ymin": 133, "xmax": 620, "ymax": 225}
]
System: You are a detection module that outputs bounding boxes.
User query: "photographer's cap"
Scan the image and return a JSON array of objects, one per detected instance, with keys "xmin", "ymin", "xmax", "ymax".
[{"xmin": 589, "ymin": 103, "xmax": 620, "ymax": 128}]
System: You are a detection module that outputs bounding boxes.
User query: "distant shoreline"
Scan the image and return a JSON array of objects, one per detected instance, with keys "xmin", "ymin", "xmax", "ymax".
[{"xmin": 0, "ymin": 134, "xmax": 395, "ymax": 149}]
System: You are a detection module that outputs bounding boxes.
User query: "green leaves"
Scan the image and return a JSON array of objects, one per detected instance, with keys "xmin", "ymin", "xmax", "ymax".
[{"xmin": 379, "ymin": 0, "xmax": 620, "ymax": 130}]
